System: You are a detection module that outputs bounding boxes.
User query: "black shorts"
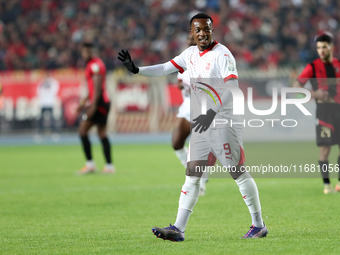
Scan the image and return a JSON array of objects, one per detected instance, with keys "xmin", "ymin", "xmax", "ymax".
[
  {"xmin": 316, "ymin": 103, "xmax": 340, "ymax": 146},
  {"xmin": 83, "ymin": 102, "xmax": 110, "ymax": 125}
]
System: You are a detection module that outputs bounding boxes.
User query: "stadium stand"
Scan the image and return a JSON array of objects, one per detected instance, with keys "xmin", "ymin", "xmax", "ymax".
[{"xmin": 0, "ymin": 0, "xmax": 340, "ymax": 71}]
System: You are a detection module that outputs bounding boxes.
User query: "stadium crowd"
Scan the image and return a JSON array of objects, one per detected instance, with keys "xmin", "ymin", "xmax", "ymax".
[{"xmin": 0, "ymin": 0, "xmax": 340, "ymax": 71}]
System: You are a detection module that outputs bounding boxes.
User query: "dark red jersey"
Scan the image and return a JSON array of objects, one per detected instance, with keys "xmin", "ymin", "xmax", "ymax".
[
  {"xmin": 297, "ymin": 58, "xmax": 340, "ymax": 104},
  {"xmin": 85, "ymin": 57, "xmax": 110, "ymax": 104}
]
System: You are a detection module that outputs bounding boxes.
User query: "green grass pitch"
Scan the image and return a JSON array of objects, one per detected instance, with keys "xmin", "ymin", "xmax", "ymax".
[{"xmin": 1, "ymin": 141, "xmax": 340, "ymax": 254}]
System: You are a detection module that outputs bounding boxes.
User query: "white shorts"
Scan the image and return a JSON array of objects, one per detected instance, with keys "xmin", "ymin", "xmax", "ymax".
[
  {"xmin": 176, "ymin": 96, "xmax": 190, "ymax": 122},
  {"xmin": 188, "ymin": 125, "xmax": 244, "ymax": 167}
]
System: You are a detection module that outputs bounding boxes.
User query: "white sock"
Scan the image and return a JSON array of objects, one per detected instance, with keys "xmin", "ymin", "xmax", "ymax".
[
  {"xmin": 174, "ymin": 208, "xmax": 191, "ymax": 232},
  {"xmin": 235, "ymin": 172, "xmax": 264, "ymax": 228},
  {"xmin": 105, "ymin": 163, "xmax": 114, "ymax": 169},
  {"xmin": 175, "ymin": 147, "xmax": 188, "ymax": 168},
  {"xmin": 174, "ymin": 175, "xmax": 200, "ymax": 231},
  {"xmin": 86, "ymin": 161, "xmax": 95, "ymax": 168},
  {"xmin": 251, "ymin": 211, "xmax": 264, "ymax": 228}
]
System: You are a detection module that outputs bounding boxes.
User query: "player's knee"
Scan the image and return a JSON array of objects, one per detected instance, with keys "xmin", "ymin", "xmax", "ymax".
[
  {"xmin": 78, "ymin": 127, "xmax": 87, "ymax": 137},
  {"xmin": 96, "ymin": 127, "xmax": 107, "ymax": 139},
  {"xmin": 171, "ymin": 132, "xmax": 183, "ymax": 150},
  {"xmin": 186, "ymin": 164, "xmax": 204, "ymax": 177},
  {"xmin": 98, "ymin": 131, "xmax": 107, "ymax": 140},
  {"xmin": 100, "ymin": 136, "xmax": 109, "ymax": 143},
  {"xmin": 172, "ymin": 141, "xmax": 185, "ymax": 150},
  {"xmin": 230, "ymin": 165, "xmax": 246, "ymax": 179}
]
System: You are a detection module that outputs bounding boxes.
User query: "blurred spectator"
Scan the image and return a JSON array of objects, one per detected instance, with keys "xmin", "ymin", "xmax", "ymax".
[
  {"xmin": 0, "ymin": 82, "xmax": 3, "ymax": 131},
  {"xmin": 0, "ymin": 82, "xmax": 3, "ymax": 111},
  {"xmin": 0, "ymin": 0, "xmax": 339, "ymax": 71}
]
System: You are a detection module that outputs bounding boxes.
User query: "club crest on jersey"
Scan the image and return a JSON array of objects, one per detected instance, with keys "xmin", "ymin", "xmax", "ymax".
[
  {"xmin": 205, "ymin": 63, "xmax": 211, "ymax": 70},
  {"xmin": 228, "ymin": 59, "xmax": 235, "ymax": 71}
]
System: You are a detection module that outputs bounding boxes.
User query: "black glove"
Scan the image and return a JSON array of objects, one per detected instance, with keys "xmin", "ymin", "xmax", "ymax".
[
  {"xmin": 192, "ymin": 109, "xmax": 217, "ymax": 133},
  {"xmin": 118, "ymin": 50, "xmax": 139, "ymax": 74}
]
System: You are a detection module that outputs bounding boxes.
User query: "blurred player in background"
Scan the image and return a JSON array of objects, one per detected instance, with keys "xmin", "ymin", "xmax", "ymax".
[
  {"xmin": 77, "ymin": 42, "xmax": 114, "ymax": 174},
  {"xmin": 36, "ymin": 70, "xmax": 60, "ymax": 139},
  {"xmin": 0, "ymin": 83, "xmax": 3, "ymax": 131},
  {"xmin": 173, "ymin": 34, "xmax": 216, "ymax": 196},
  {"xmin": 293, "ymin": 32, "xmax": 340, "ymax": 194},
  {"xmin": 172, "ymin": 35, "xmax": 194, "ymax": 169},
  {"xmin": 119, "ymin": 13, "xmax": 267, "ymax": 240}
]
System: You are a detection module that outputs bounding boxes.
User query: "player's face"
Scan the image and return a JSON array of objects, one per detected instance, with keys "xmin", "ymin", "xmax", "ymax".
[
  {"xmin": 190, "ymin": 18, "xmax": 214, "ymax": 51},
  {"xmin": 316, "ymin": 41, "xmax": 332, "ymax": 62},
  {"xmin": 81, "ymin": 47, "xmax": 91, "ymax": 61}
]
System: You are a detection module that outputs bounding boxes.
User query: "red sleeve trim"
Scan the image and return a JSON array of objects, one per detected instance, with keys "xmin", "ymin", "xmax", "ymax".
[
  {"xmin": 170, "ymin": 60, "xmax": 184, "ymax": 74},
  {"xmin": 224, "ymin": 74, "xmax": 238, "ymax": 83}
]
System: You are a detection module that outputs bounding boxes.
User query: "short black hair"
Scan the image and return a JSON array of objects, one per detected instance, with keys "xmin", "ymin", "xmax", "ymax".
[
  {"xmin": 315, "ymin": 32, "xmax": 333, "ymax": 44},
  {"xmin": 190, "ymin": 13, "xmax": 213, "ymax": 26},
  {"xmin": 82, "ymin": 42, "xmax": 94, "ymax": 48}
]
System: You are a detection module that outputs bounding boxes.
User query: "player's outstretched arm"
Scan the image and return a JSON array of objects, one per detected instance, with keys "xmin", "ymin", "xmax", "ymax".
[
  {"xmin": 293, "ymin": 80, "xmax": 328, "ymax": 100},
  {"xmin": 118, "ymin": 49, "xmax": 180, "ymax": 77},
  {"xmin": 76, "ymin": 97, "xmax": 88, "ymax": 114},
  {"xmin": 118, "ymin": 50, "xmax": 139, "ymax": 74}
]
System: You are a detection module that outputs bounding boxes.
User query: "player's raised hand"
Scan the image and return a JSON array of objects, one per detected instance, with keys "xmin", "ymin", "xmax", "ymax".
[
  {"xmin": 192, "ymin": 109, "xmax": 216, "ymax": 133},
  {"xmin": 118, "ymin": 50, "xmax": 139, "ymax": 74},
  {"xmin": 313, "ymin": 89, "xmax": 329, "ymax": 101}
]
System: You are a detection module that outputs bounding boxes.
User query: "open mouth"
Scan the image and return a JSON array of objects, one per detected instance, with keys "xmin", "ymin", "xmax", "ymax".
[{"xmin": 199, "ymin": 37, "xmax": 209, "ymax": 44}]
